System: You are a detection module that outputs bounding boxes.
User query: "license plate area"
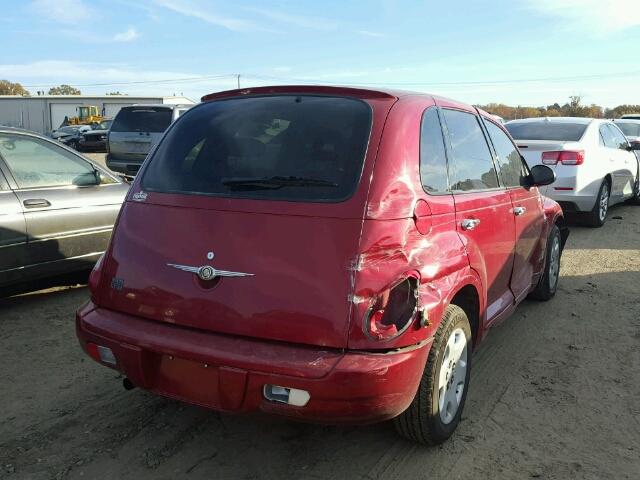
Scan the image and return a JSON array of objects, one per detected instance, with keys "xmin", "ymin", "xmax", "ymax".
[
  {"xmin": 126, "ymin": 141, "xmax": 151, "ymax": 153},
  {"xmin": 155, "ymin": 355, "xmax": 221, "ymax": 407},
  {"xmin": 153, "ymin": 354, "xmax": 247, "ymax": 410}
]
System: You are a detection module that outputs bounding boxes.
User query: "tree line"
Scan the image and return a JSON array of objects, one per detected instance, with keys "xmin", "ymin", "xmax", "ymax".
[
  {"xmin": 0, "ymin": 79, "xmax": 126, "ymax": 96},
  {"xmin": 478, "ymin": 95, "xmax": 639, "ymax": 120}
]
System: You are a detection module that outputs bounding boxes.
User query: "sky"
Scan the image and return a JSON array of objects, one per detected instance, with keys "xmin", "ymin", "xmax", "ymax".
[{"xmin": 2, "ymin": 0, "xmax": 640, "ymax": 107}]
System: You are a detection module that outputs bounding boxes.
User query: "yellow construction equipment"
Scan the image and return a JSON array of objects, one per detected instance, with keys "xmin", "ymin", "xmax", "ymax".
[{"xmin": 62, "ymin": 106, "xmax": 104, "ymax": 127}]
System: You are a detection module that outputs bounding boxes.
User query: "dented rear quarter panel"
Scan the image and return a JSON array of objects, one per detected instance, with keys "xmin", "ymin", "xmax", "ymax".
[{"xmin": 348, "ymin": 96, "xmax": 479, "ymax": 350}]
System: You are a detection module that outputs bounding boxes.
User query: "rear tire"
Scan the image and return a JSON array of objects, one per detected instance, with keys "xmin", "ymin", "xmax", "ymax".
[
  {"xmin": 629, "ymin": 175, "xmax": 640, "ymax": 205},
  {"xmin": 68, "ymin": 139, "xmax": 79, "ymax": 150},
  {"xmin": 529, "ymin": 224, "xmax": 562, "ymax": 301},
  {"xmin": 585, "ymin": 180, "xmax": 609, "ymax": 227},
  {"xmin": 394, "ymin": 304, "xmax": 472, "ymax": 445}
]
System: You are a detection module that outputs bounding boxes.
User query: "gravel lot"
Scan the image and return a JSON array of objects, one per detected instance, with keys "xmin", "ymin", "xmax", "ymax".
[{"xmin": 1, "ymin": 172, "xmax": 639, "ymax": 479}]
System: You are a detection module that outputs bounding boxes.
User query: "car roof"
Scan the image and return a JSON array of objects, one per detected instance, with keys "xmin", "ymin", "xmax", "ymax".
[
  {"xmin": 506, "ymin": 117, "xmax": 594, "ymax": 125},
  {"xmin": 613, "ymin": 118, "xmax": 640, "ymax": 124}
]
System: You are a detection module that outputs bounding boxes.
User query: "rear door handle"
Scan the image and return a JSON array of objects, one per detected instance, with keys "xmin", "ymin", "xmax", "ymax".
[
  {"xmin": 513, "ymin": 206, "xmax": 526, "ymax": 216},
  {"xmin": 461, "ymin": 219, "xmax": 480, "ymax": 230},
  {"xmin": 23, "ymin": 198, "xmax": 51, "ymax": 208}
]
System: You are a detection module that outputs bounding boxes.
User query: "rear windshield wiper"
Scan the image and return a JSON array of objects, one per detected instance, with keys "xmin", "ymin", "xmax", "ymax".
[{"xmin": 222, "ymin": 176, "xmax": 338, "ymax": 190}]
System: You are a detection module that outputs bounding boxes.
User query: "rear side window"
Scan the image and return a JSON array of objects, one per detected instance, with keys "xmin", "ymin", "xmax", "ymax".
[
  {"xmin": 141, "ymin": 95, "xmax": 372, "ymax": 202},
  {"xmin": 420, "ymin": 108, "xmax": 449, "ymax": 193},
  {"xmin": 485, "ymin": 121, "xmax": 525, "ymax": 188},
  {"xmin": 442, "ymin": 109, "xmax": 499, "ymax": 192},
  {"xmin": 505, "ymin": 122, "xmax": 588, "ymax": 141},
  {"xmin": 600, "ymin": 124, "xmax": 627, "ymax": 149},
  {"xmin": 606, "ymin": 124, "xmax": 628, "ymax": 148},
  {"xmin": 111, "ymin": 107, "xmax": 172, "ymax": 133}
]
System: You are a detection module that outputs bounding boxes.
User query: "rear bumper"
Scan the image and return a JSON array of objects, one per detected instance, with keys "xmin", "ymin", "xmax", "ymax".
[
  {"xmin": 76, "ymin": 301, "xmax": 430, "ymax": 424},
  {"xmin": 546, "ymin": 191, "xmax": 596, "ymax": 212},
  {"xmin": 106, "ymin": 154, "xmax": 143, "ymax": 175}
]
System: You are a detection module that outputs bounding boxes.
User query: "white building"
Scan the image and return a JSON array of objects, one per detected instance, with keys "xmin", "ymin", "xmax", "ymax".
[{"xmin": 0, "ymin": 95, "xmax": 195, "ymax": 134}]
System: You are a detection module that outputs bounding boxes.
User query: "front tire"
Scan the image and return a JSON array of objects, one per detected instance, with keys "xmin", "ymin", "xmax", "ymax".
[
  {"xmin": 585, "ymin": 180, "xmax": 610, "ymax": 227},
  {"xmin": 394, "ymin": 304, "xmax": 472, "ymax": 445},
  {"xmin": 529, "ymin": 224, "xmax": 562, "ymax": 301}
]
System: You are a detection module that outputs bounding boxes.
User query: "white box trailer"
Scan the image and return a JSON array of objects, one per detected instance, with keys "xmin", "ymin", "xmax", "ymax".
[{"xmin": 0, "ymin": 95, "xmax": 195, "ymax": 134}]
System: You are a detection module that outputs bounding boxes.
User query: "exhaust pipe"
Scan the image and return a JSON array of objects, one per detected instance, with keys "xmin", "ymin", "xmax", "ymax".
[{"xmin": 122, "ymin": 377, "xmax": 136, "ymax": 391}]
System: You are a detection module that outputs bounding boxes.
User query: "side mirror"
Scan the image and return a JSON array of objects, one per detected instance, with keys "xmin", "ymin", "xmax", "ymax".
[
  {"xmin": 626, "ymin": 141, "xmax": 640, "ymax": 151},
  {"xmin": 529, "ymin": 164, "xmax": 556, "ymax": 187}
]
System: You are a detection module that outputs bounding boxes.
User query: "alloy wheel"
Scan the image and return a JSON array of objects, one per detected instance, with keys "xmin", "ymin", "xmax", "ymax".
[
  {"xmin": 438, "ymin": 328, "xmax": 468, "ymax": 425},
  {"xmin": 599, "ymin": 183, "xmax": 609, "ymax": 222}
]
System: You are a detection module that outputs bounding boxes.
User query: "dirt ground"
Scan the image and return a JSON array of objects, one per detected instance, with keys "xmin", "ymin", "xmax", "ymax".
[{"xmin": 1, "ymin": 193, "xmax": 639, "ymax": 479}]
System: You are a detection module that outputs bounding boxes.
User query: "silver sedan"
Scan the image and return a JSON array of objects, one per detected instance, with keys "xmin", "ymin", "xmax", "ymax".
[{"xmin": 0, "ymin": 127, "xmax": 129, "ymax": 290}]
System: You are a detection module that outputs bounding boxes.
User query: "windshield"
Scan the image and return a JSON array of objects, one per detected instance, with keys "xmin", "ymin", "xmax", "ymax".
[
  {"xmin": 141, "ymin": 95, "xmax": 372, "ymax": 202},
  {"xmin": 97, "ymin": 120, "xmax": 112, "ymax": 130},
  {"xmin": 111, "ymin": 107, "xmax": 172, "ymax": 133},
  {"xmin": 614, "ymin": 122, "xmax": 640, "ymax": 137},
  {"xmin": 505, "ymin": 122, "xmax": 588, "ymax": 141}
]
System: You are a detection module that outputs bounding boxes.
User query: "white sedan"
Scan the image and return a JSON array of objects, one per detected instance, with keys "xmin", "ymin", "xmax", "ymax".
[{"xmin": 505, "ymin": 117, "xmax": 640, "ymax": 227}]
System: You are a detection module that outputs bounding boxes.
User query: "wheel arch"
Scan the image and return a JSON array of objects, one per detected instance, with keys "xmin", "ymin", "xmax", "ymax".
[{"xmin": 448, "ymin": 283, "xmax": 481, "ymax": 349}]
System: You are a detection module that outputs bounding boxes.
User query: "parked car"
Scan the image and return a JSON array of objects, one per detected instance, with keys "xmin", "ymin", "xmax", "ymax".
[
  {"xmin": 77, "ymin": 86, "xmax": 567, "ymax": 445},
  {"xmin": 620, "ymin": 113, "xmax": 640, "ymax": 120},
  {"xmin": 78, "ymin": 119, "xmax": 112, "ymax": 152},
  {"xmin": 106, "ymin": 104, "xmax": 191, "ymax": 176},
  {"xmin": 0, "ymin": 127, "xmax": 129, "ymax": 291},
  {"xmin": 50, "ymin": 125, "xmax": 92, "ymax": 150},
  {"xmin": 505, "ymin": 117, "xmax": 640, "ymax": 226},
  {"xmin": 612, "ymin": 118, "xmax": 640, "ymax": 145}
]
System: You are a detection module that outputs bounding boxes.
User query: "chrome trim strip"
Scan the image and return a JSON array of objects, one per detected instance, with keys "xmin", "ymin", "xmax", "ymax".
[
  {"xmin": 0, "ymin": 250, "xmax": 103, "ymax": 273},
  {"xmin": 167, "ymin": 263, "xmax": 254, "ymax": 279}
]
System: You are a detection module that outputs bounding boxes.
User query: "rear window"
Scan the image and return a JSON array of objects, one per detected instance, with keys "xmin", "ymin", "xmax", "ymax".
[
  {"xmin": 111, "ymin": 107, "xmax": 172, "ymax": 133},
  {"xmin": 141, "ymin": 95, "xmax": 372, "ymax": 202},
  {"xmin": 614, "ymin": 122, "xmax": 640, "ymax": 137},
  {"xmin": 505, "ymin": 122, "xmax": 588, "ymax": 141}
]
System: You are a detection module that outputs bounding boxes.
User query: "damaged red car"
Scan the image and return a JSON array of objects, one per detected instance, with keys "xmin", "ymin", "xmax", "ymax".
[{"xmin": 76, "ymin": 85, "xmax": 568, "ymax": 444}]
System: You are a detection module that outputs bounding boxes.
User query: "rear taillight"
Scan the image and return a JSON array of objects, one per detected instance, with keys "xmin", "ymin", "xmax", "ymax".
[
  {"xmin": 364, "ymin": 277, "xmax": 419, "ymax": 341},
  {"xmin": 541, "ymin": 150, "xmax": 585, "ymax": 166}
]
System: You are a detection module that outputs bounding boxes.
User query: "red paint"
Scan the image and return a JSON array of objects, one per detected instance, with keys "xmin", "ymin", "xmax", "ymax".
[{"xmin": 77, "ymin": 85, "xmax": 565, "ymax": 424}]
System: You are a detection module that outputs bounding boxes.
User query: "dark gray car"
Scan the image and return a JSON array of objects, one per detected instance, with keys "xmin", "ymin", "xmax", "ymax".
[
  {"xmin": 107, "ymin": 104, "xmax": 190, "ymax": 175},
  {"xmin": 0, "ymin": 128, "xmax": 129, "ymax": 289}
]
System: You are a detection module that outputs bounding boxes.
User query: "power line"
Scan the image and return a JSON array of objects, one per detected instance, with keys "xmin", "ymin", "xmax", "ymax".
[
  {"xmin": 244, "ymin": 70, "xmax": 640, "ymax": 87},
  {"xmin": 18, "ymin": 69, "xmax": 640, "ymax": 90},
  {"xmin": 21, "ymin": 74, "xmax": 236, "ymax": 88}
]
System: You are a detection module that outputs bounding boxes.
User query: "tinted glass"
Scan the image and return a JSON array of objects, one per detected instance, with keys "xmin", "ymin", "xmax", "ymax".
[
  {"xmin": 111, "ymin": 107, "xmax": 172, "ymax": 133},
  {"xmin": 505, "ymin": 122, "xmax": 588, "ymax": 141},
  {"xmin": 0, "ymin": 134, "xmax": 96, "ymax": 188},
  {"xmin": 485, "ymin": 121, "xmax": 525, "ymax": 187},
  {"xmin": 442, "ymin": 109, "xmax": 499, "ymax": 192},
  {"xmin": 614, "ymin": 122, "xmax": 640, "ymax": 137},
  {"xmin": 606, "ymin": 124, "xmax": 628, "ymax": 148},
  {"xmin": 142, "ymin": 95, "xmax": 372, "ymax": 202},
  {"xmin": 420, "ymin": 108, "xmax": 449, "ymax": 193}
]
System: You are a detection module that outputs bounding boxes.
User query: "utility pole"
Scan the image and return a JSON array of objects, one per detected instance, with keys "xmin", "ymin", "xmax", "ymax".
[{"xmin": 237, "ymin": 74, "xmax": 241, "ymax": 89}]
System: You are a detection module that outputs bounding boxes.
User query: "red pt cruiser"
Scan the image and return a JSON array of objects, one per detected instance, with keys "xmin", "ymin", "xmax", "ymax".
[{"xmin": 77, "ymin": 86, "xmax": 568, "ymax": 444}]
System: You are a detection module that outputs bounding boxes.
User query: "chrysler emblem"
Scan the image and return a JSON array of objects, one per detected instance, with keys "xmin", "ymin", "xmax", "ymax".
[
  {"xmin": 197, "ymin": 265, "xmax": 216, "ymax": 281},
  {"xmin": 167, "ymin": 263, "xmax": 254, "ymax": 280}
]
